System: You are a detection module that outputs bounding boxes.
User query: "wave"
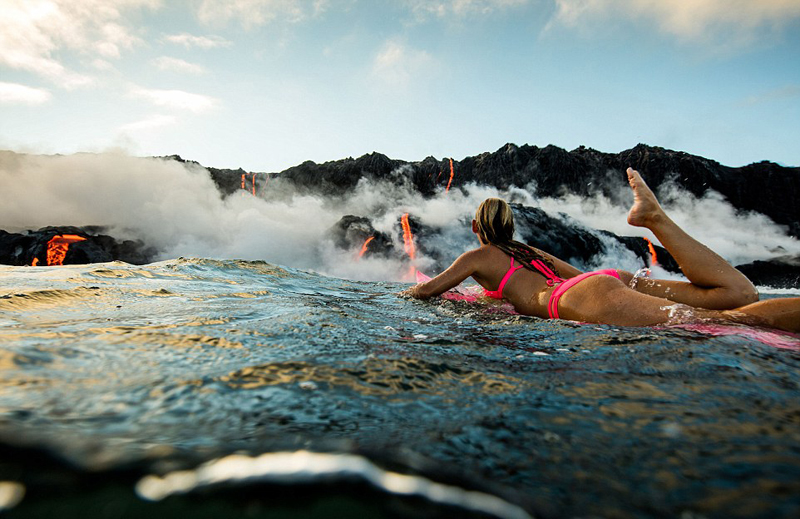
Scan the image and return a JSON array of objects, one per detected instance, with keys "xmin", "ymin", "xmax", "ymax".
[{"xmin": 1, "ymin": 257, "xmax": 800, "ymax": 517}]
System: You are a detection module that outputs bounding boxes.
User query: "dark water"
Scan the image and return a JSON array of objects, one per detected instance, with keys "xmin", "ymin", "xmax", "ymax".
[{"xmin": 1, "ymin": 259, "xmax": 799, "ymax": 518}]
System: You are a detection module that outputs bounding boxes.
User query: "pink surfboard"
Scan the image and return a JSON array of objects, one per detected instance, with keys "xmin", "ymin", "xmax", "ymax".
[
  {"xmin": 415, "ymin": 271, "xmax": 483, "ymax": 302},
  {"xmin": 672, "ymin": 323, "xmax": 800, "ymax": 351},
  {"xmin": 415, "ymin": 273, "xmax": 799, "ymax": 349}
]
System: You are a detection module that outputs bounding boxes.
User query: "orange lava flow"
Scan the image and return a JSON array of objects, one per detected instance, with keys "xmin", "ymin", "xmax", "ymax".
[
  {"xmin": 45, "ymin": 234, "xmax": 87, "ymax": 266},
  {"xmin": 445, "ymin": 158, "xmax": 454, "ymax": 192},
  {"xmin": 401, "ymin": 214, "xmax": 416, "ymax": 260},
  {"xmin": 643, "ymin": 237, "xmax": 659, "ymax": 267},
  {"xmin": 31, "ymin": 257, "xmax": 39, "ymax": 266},
  {"xmin": 358, "ymin": 236, "xmax": 375, "ymax": 258},
  {"xmin": 252, "ymin": 173, "xmax": 256, "ymax": 196},
  {"xmin": 401, "ymin": 213, "xmax": 417, "ymax": 279},
  {"xmin": 241, "ymin": 173, "xmax": 246, "ymax": 190}
]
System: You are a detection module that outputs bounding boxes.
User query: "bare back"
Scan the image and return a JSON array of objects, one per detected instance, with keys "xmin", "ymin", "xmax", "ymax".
[
  {"xmin": 476, "ymin": 246, "xmax": 576, "ymax": 315},
  {"xmin": 418, "ymin": 244, "xmax": 579, "ymax": 318}
]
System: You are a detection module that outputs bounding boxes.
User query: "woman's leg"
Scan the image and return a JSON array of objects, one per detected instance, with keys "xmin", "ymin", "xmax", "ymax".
[
  {"xmin": 726, "ymin": 298, "xmax": 800, "ymax": 333},
  {"xmin": 557, "ymin": 276, "xmax": 675, "ymax": 326},
  {"xmin": 625, "ymin": 167, "xmax": 758, "ymax": 310},
  {"xmin": 557, "ymin": 275, "xmax": 800, "ymax": 332}
]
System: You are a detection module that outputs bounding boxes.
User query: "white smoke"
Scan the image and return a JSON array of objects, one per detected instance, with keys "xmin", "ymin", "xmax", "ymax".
[
  {"xmin": 0, "ymin": 150, "xmax": 481, "ymax": 280},
  {"xmin": 0, "ymin": 150, "xmax": 337, "ymax": 268},
  {"xmin": 535, "ymin": 181, "xmax": 800, "ymax": 268},
  {"xmin": 1, "ymin": 150, "xmax": 797, "ymax": 282}
]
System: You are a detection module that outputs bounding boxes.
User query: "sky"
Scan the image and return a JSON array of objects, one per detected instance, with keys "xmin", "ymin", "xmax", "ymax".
[{"xmin": 1, "ymin": 0, "xmax": 800, "ymax": 173}]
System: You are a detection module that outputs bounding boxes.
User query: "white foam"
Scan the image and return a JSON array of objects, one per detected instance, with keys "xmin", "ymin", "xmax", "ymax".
[{"xmin": 135, "ymin": 450, "xmax": 533, "ymax": 519}]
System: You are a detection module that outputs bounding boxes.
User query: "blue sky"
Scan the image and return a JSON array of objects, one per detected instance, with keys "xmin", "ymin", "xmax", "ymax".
[{"xmin": 1, "ymin": 0, "xmax": 799, "ymax": 172}]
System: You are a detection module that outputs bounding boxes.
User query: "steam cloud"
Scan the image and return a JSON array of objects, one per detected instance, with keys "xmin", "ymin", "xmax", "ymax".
[{"xmin": 1, "ymin": 150, "xmax": 797, "ymax": 282}]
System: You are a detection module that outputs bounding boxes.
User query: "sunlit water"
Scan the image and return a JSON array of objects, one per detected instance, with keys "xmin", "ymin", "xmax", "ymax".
[{"xmin": 1, "ymin": 259, "xmax": 799, "ymax": 518}]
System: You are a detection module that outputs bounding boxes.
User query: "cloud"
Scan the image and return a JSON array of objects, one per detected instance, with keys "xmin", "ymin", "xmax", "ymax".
[
  {"xmin": 152, "ymin": 56, "xmax": 207, "ymax": 74},
  {"xmin": 0, "ymin": 82, "xmax": 52, "ymax": 105},
  {"xmin": 164, "ymin": 33, "xmax": 232, "ymax": 49},
  {"xmin": 90, "ymin": 58, "xmax": 115, "ymax": 71},
  {"xmin": 403, "ymin": 0, "xmax": 530, "ymax": 19},
  {"xmin": 312, "ymin": 0, "xmax": 333, "ymax": 16},
  {"xmin": 130, "ymin": 87, "xmax": 219, "ymax": 113},
  {"xmin": 192, "ymin": 0, "xmax": 341, "ymax": 28},
  {"xmin": 0, "ymin": 0, "xmax": 160, "ymax": 88},
  {"xmin": 372, "ymin": 40, "xmax": 435, "ymax": 88},
  {"xmin": 549, "ymin": 0, "xmax": 800, "ymax": 45},
  {"xmin": 195, "ymin": 0, "xmax": 309, "ymax": 28},
  {"xmin": 118, "ymin": 114, "xmax": 177, "ymax": 132}
]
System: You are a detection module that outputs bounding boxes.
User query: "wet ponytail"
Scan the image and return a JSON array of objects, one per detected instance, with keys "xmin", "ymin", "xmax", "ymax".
[{"xmin": 474, "ymin": 198, "xmax": 559, "ymax": 276}]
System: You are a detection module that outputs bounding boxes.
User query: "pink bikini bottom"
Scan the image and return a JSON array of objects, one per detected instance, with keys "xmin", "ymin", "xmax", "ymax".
[{"xmin": 548, "ymin": 269, "xmax": 621, "ymax": 319}]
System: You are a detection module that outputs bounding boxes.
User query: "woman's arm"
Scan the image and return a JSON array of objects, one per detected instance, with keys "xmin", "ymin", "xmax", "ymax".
[{"xmin": 403, "ymin": 249, "xmax": 480, "ymax": 299}]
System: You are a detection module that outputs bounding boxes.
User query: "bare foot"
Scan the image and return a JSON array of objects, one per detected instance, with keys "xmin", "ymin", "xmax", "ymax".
[{"xmin": 626, "ymin": 167, "xmax": 665, "ymax": 228}]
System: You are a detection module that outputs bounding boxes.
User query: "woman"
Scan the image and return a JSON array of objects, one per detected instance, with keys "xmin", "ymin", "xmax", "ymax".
[{"xmin": 404, "ymin": 168, "xmax": 800, "ymax": 333}]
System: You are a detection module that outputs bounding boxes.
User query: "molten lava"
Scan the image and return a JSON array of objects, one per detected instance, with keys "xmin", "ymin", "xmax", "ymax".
[
  {"xmin": 643, "ymin": 237, "xmax": 659, "ymax": 267},
  {"xmin": 37, "ymin": 234, "xmax": 88, "ymax": 266},
  {"xmin": 400, "ymin": 213, "xmax": 417, "ymax": 278},
  {"xmin": 241, "ymin": 173, "xmax": 246, "ymax": 190},
  {"xmin": 252, "ymin": 173, "xmax": 256, "ymax": 196},
  {"xmin": 358, "ymin": 236, "xmax": 375, "ymax": 259},
  {"xmin": 401, "ymin": 214, "xmax": 416, "ymax": 260},
  {"xmin": 445, "ymin": 158, "xmax": 454, "ymax": 192}
]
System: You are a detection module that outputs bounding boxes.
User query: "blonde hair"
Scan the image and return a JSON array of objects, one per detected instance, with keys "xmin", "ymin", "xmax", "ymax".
[
  {"xmin": 475, "ymin": 198, "xmax": 559, "ymax": 275},
  {"xmin": 474, "ymin": 198, "xmax": 515, "ymax": 245}
]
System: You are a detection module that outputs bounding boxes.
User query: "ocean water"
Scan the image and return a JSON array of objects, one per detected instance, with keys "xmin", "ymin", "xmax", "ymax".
[{"xmin": 1, "ymin": 258, "xmax": 799, "ymax": 518}]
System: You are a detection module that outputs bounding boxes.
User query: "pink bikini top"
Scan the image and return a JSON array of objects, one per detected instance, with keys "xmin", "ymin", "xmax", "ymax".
[
  {"xmin": 484, "ymin": 256, "xmax": 565, "ymax": 300},
  {"xmin": 484, "ymin": 255, "xmax": 621, "ymax": 319}
]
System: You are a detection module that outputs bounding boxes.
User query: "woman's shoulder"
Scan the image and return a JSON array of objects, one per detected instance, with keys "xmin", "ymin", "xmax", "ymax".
[
  {"xmin": 457, "ymin": 245, "xmax": 509, "ymax": 268},
  {"xmin": 449, "ymin": 245, "xmax": 492, "ymax": 267},
  {"xmin": 462, "ymin": 244, "xmax": 503, "ymax": 258}
]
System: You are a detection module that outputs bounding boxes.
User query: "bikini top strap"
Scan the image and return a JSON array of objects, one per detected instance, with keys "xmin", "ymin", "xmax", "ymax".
[
  {"xmin": 530, "ymin": 259, "xmax": 564, "ymax": 287},
  {"xmin": 495, "ymin": 256, "xmax": 524, "ymax": 295}
]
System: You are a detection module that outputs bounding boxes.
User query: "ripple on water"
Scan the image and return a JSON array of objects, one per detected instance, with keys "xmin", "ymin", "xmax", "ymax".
[
  {"xmin": 0, "ymin": 286, "xmax": 110, "ymax": 311},
  {"xmin": 214, "ymin": 357, "xmax": 521, "ymax": 399},
  {"xmin": 0, "ymin": 260, "xmax": 799, "ymax": 518}
]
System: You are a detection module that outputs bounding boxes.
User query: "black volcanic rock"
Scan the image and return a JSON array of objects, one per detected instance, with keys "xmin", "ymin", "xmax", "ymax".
[
  {"xmin": 735, "ymin": 256, "xmax": 800, "ymax": 289},
  {"xmin": 197, "ymin": 142, "xmax": 798, "ymax": 242},
  {"xmin": 511, "ymin": 203, "xmax": 605, "ymax": 266},
  {"xmin": 160, "ymin": 154, "xmax": 273, "ymax": 198},
  {"xmin": 280, "ymin": 153, "xmax": 404, "ymax": 196},
  {"xmin": 612, "ymin": 235, "xmax": 680, "ymax": 273},
  {"xmin": 397, "ymin": 213, "xmax": 447, "ymax": 266},
  {"xmin": 510, "ymin": 204, "xmax": 679, "ymax": 272},
  {"xmin": 329, "ymin": 216, "xmax": 393, "ymax": 258},
  {"xmin": 0, "ymin": 227, "xmax": 157, "ymax": 266},
  {"xmin": 330, "ymin": 213, "xmax": 450, "ymax": 266},
  {"xmin": 267, "ymin": 144, "xmax": 799, "ymax": 238},
  {"xmin": 329, "ymin": 204, "xmax": 681, "ymax": 276},
  {"xmin": 0, "ymin": 231, "xmax": 35, "ymax": 266}
]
